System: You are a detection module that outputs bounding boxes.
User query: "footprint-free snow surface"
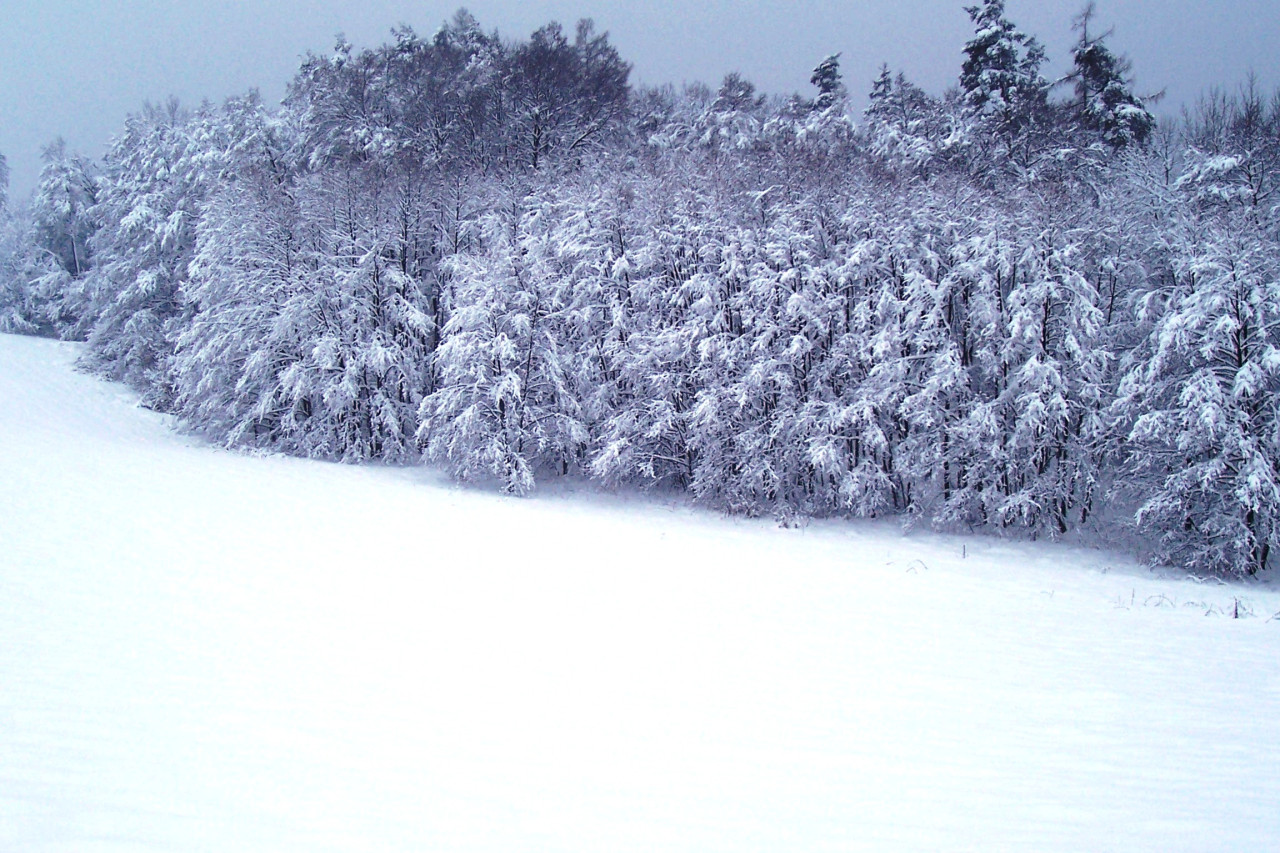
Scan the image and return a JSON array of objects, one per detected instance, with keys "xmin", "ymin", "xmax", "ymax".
[{"xmin": 2, "ymin": 333, "xmax": 1279, "ymax": 852}]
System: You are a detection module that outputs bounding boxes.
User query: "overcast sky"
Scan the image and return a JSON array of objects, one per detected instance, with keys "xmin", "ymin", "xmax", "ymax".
[{"xmin": 2, "ymin": 0, "xmax": 1276, "ymax": 198}]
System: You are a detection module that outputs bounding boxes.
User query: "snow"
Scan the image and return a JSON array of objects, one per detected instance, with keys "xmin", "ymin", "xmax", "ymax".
[{"xmin": 2, "ymin": 332, "xmax": 1279, "ymax": 852}]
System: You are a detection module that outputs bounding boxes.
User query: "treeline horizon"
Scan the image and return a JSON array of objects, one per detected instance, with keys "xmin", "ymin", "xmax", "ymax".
[{"xmin": 0, "ymin": 1, "xmax": 1276, "ymax": 577}]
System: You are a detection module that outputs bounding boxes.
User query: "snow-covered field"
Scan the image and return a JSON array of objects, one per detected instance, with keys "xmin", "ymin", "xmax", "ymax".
[{"xmin": 1, "ymin": 332, "xmax": 1278, "ymax": 852}]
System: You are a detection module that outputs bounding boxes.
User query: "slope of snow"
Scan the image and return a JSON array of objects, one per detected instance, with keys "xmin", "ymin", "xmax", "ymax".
[{"xmin": 1, "ymin": 332, "xmax": 1278, "ymax": 852}]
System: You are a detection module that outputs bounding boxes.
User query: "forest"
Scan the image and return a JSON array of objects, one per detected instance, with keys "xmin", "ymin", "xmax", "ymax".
[{"xmin": 0, "ymin": 0, "xmax": 1276, "ymax": 577}]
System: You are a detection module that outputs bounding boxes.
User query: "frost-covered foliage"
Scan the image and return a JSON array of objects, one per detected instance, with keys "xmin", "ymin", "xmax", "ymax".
[
  {"xmin": 418, "ymin": 180, "xmax": 602, "ymax": 491},
  {"xmin": 0, "ymin": 155, "xmax": 33, "ymax": 334},
  {"xmin": 0, "ymin": 208, "xmax": 55, "ymax": 337},
  {"xmin": 77, "ymin": 99, "xmax": 226, "ymax": 405},
  {"xmin": 1110, "ymin": 90, "xmax": 1280, "ymax": 575},
  {"xmin": 9, "ymin": 7, "xmax": 1276, "ymax": 575},
  {"xmin": 23, "ymin": 140, "xmax": 100, "ymax": 337},
  {"xmin": 0, "ymin": 163, "xmax": 66, "ymax": 337},
  {"xmin": 1118, "ymin": 212, "xmax": 1279, "ymax": 575},
  {"xmin": 863, "ymin": 66, "xmax": 964, "ymax": 173},
  {"xmin": 174, "ymin": 98, "xmax": 434, "ymax": 461}
]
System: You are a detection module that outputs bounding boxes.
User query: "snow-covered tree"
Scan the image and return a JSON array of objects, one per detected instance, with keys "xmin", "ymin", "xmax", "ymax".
[
  {"xmin": 959, "ymin": 0, "xmax": 1054, "ymax": 171},
  {"xmin": 173, "ymin": 98, "xmax": 312, "ymax": 449},
  {"xmin": 774, "ymin": 55, "xmax": 856, "ymax": 158},
  {"xmin": 16, "ymin": 4, "xmax": 1272, "ymax": 576},
  {"xmin": 418, "ymin": 182, "xmax": 595, "ymax": 492},
  {"xmin": 27, "ymin": 139, "xmax": 98, "ymax": 336},
  {"xmin": 176, "ymin": 97, "xmax": 434, "ymax": 461},
  {"xmin": 77, "ymin": 99, "xmax": 225, "ymax": 405},
  {"xmin": 0, "ymin": 157, "xmax": 36, "ymax": 334},
  {"xmin": 1177, "ymin": 79, "xmax": 1280, "ymax": 212},
  {"xmin": 30, "ymin": 140, "xmax": 97, "ymax": 281},
  {"xmin": 590, "ymin": 169, "xmax": 717, "ymax": 492},
  {"xmin": 1114, "ymin": 178, "xmax": 1279, "ymax": 576},
  {"xmin": 1069, "ymin": 3, "xmax": 1154, "ymax": 148},
  {"xmin": 696, "ymin": 73, "xmax": 771, "ymax": 154},
  {"xmin": 960, "ymin": 0, "xmax": 1047, "ymax": 122},
  {"xmin": 941, "ymin": 222, "xmax": 1108, "ymax": 535},
  {"xmin": 863, "ymin": 66, "xmax": 961, "ymax": 174},
  {"xmin": 502, "ymin": 19, "xmax": 630, "ymax": 170},
  {"xmin": 810, "ymin": 54, "xmax": 845, "ymax": 112}
]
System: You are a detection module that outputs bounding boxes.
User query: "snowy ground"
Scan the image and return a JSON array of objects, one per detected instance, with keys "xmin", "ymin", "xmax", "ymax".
[{"xmin": 2, "ymin": 332, "xmax": 1279, "ymax": 853}]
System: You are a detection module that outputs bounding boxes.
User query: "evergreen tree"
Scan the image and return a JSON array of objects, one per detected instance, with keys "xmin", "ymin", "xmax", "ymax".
[
  {"xmin": 418, "ymin": 183, "xmax": 593, "ymax": 492},
  {"xmin": 863, "ymin": 66, "xmax": 955, "ymax": 173},
  {"xmin": 1114, "ymin": 139, "xmax": 1280, "ymax": 575},
  {"xmin": 1069, "ymin": 3, "xmax": 1155, "ymax": 148},
  {"xmin": 0, "ymin": 155, "xmax": 35, "ymax": 334},
  {"xmin": 959, "ymin": 0, "xmax": 1049, "ymax": 139},
  {"xmin": 27, "ymin": 139, "xmax": 99, "ymax": 337},
  {"xmin": 810, "ymin": 54, "xmax": 844, "ymax": 112},
  {"xmin": 79, "ymin": 99, "xmax": 222, "ymax": 404}
]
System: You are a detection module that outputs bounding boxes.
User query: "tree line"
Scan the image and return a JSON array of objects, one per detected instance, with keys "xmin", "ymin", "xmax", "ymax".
[{"xmin": 1, "ymin": 1, "xmax": 1276, "ymax": 576}]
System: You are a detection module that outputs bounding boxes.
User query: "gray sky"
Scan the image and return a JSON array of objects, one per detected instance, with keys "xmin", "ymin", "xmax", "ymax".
[{"xmin": 2, "ymin": 1, "xmax": 1276, "ymax": 199}]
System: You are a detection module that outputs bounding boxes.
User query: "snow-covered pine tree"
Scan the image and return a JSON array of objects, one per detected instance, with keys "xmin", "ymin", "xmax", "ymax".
[
  {"xmin": 863, "ymin": 66, "xmax": 959, "ymax": 175},
  {"xmin": 1069, "ymin": 3, "xmax": 1155, "ymax": 149},
  {"xmin": 771, "ymin": 55, "xmax": 856, "ymax": 160},
  {"xmin": 960, "ymin": 0, "xmax": 1047, "ymax": 122},
  {"xmin": 172, "ymin": 97, "xmax": 313, "ymax": 450},
  {"xmin": 0, "ymin": 154, "xmax": 35, "ymax": 334},
  {"xmin": 418, "ymin": 182, "xmax": 594, "ymax": 492},
  {"xmin": 959, "ymin": 0, "xmax": 1053, "ymax": 172},
  {"xmin": 1116, "ymin": 198, "xmax": 1279, "ymax": 576},
  {"xmin": 79, "ymin": 99, "xmax": 222, "ymax": 406},
  {"xmin": 589, "ymin": 165, "xmax": 715, "ymax": 492},
  {"xmin": 26, "ymin": 139, "xmax": 99, "ymax": 337},
  {"xmin": 695, "ymin": 73, "xmax": 772, "ymax": 156},
  {"xmin": 810, "ymin": 54, "xmax": 845, "ymax": 112}
]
